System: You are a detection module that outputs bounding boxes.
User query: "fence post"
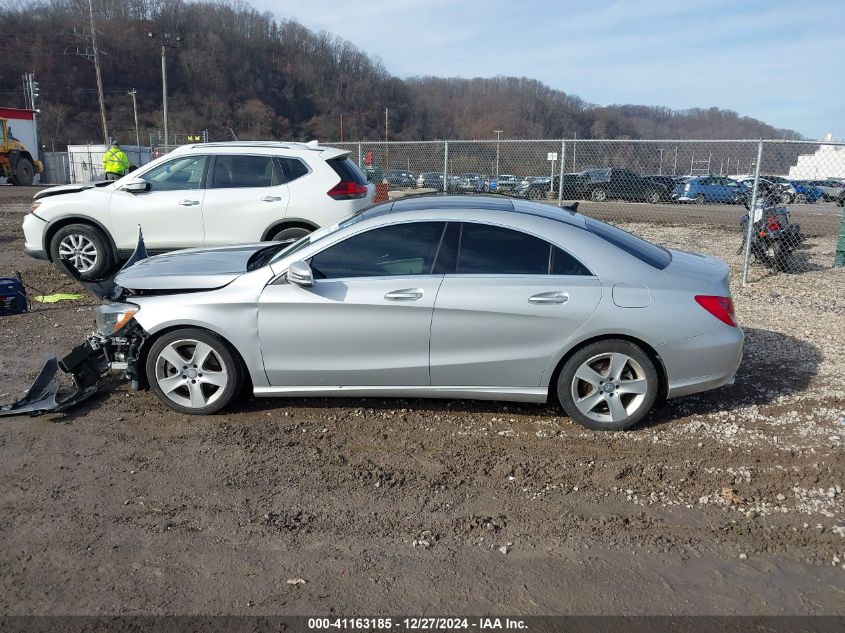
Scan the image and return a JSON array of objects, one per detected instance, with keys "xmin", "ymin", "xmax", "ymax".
[
  {"xmin": 557, "ymin": 139, "xmax": 566, "ymax": 206},
  {"xmin": 741, "ymin": 140, "xmax": 765, "ymax": 285},
  {"xmin": 357, "ymin": 142, "xmax": 362, "ymax": 168},
  {"xmin": 443, "ymin": 141, "xmax": 449, "ymax": 193},
  {"xmin": 835, "ymin": 209, "xmax": 845, "ymax": 267}
]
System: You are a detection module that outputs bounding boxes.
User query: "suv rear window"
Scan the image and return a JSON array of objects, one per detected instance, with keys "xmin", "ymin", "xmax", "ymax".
[
  {"xmin": 584, "ymin": 218, "xmax": 672, "ymax": 269},
  {"xmin": 328, "ymin": 157, "xmax": 368, "ymax": 185}
]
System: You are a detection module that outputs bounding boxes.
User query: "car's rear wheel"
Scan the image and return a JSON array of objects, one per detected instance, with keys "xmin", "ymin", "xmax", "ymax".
[
  {"xmin": 50, "ymin": 223, "xmax": 114, "ymax": 280},
  {"xmin": 795, "ymin": 193, "xmax": 808, "ymax": 204},
  {"xmin": 647, "ymin": 190, "xmax": 662, "ymax": 204},
  {"xmin": 146, "ymin": 328, "xmax": 243, "ymax": 415},
  {"xmin": 269, "ymin": 226, "xmax": 311, "ymax": 245},
  {"xmin": 695, "ymin": 193, "xmax": 706, "ymax": 204},
  {"xmin": 591, "ymin": 188, "xmax": 607, "ymax": 202},
  {"xmin": 557, "ymin": 340, "xmax": 659, "ymax": 431}
]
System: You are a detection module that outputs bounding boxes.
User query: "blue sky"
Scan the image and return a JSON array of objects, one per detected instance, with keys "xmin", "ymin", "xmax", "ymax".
[{"xmin": 254, "ymin": 0, "xmax": 844, "ymax": 139}]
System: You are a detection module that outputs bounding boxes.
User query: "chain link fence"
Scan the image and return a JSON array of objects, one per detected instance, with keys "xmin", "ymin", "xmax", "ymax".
[{"xmin": 333, "ymin": 139, "xmax": 845, "ymax": 283}]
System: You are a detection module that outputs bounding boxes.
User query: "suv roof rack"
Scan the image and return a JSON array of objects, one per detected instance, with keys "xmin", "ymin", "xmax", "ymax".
[{"xmin": 186, "ymin": 141, "xmax": 326, "ymax": 151}]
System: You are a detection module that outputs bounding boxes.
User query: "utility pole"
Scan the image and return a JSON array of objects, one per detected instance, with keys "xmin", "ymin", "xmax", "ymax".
[
  {"xmin": 658, "ymin": 147, "xmax": 664, "ymax": 176},
  {"xmin": 86, "ymin": 0, "xmax": 109, "ymax": 144},
  {"xmin": 494, "ymin": 130, "xmax": 502, "ymax": 179},
  {"xmin": 148, "ymin": 32, "xmax": 180, "ymax": 151},
  {"xmin": 21, "ymin": 73, "xmax": 39, "ymax": 110},
  {"xmin": 572, "ymin": 131, "xmax": 577, "ymax": 171},
  {"xmin": 128, "ymin": 89, "xmax": 140, "ymax": 147},
  {"xmin": 384, "ymin": 107, "xmax": 389, "ymax": 170}
]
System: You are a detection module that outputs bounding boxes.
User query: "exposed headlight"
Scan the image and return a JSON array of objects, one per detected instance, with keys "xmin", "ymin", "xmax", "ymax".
[{"xmin": 95, "ymin": 303, "xmax": 139, "ymax": 335}]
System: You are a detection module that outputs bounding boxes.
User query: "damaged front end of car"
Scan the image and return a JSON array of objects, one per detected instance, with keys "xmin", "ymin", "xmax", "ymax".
[
  {"xmin": 1, "ymin": 229, "xmax": 150, "ymax": 418},
  {"xmin": 0, "ymin": 298, "xmax": 149, "ymax": 417}
]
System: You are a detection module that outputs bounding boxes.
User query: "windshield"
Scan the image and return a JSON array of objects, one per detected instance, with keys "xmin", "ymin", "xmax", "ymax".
[{"xmin": 267, "ymin": 211, "xmax": 366, "ymax": 266}]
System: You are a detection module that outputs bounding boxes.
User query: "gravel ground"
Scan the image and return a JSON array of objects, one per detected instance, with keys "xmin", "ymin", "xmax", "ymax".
[{"xmin": 1, "ymin": 187, "xmax": 843, "ymax": 615}]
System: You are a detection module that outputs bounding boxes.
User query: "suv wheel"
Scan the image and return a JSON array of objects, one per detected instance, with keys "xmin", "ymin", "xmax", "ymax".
[
  {"xmin": 695, "ymin": 193, "xmax": 706, "ymax": 204},
  {"xmin": 795, "ymin": 193, "xmax": 808, "ymax": 204},
  {"xmin": 591, "ymin": 188, "xmax": 608, "ymax": 202},
  {"xmin": 270, "ymin": 226, "xmax": 312, "ymax": 245},
  {"xmin": 147, "ymin": 328, "xmax": 243, "ymax": 415},
  {"xmin": 50, "ymin": 223, "xmax": 115, "ymax": 280},
  {"xmin": 647, "ymin": 190, "xmax": 661, "ymax": 204},
  {"xmin": 557, "ymin": 339, "xmax": 659, "ymax": 431}
]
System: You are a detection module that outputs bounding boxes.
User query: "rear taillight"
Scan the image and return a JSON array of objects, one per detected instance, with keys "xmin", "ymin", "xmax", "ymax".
[
  {"xmin": 695, "ymin": 295, "xmax": 737, "ymax": 327},
  {"xmin": 328, "ymin": 181, "xmax": 368, "ymax": 200},
  {"xmin": 766, "ymin": 216, "xmax": 782, "ymax": 231}
]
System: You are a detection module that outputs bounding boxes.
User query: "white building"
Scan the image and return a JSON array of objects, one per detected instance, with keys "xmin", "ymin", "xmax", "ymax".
[{"xmin": 787, "ymin": 133, "xmax": 845, "ymax": 180}]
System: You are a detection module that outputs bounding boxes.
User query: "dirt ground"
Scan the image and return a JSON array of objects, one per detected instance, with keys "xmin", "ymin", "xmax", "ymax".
[{"xmin": 1, "ymin": 185, "xmax": 843, "ymax": 615}]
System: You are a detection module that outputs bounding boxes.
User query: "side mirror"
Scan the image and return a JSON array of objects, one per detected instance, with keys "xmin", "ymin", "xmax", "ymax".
[
  {"xmin": 287, "ymin": 260, "xmax": 314, "ymax": 287},
  {"xmin": 122, "ymin": 179, "xmax": 150, "ymax": 194}
]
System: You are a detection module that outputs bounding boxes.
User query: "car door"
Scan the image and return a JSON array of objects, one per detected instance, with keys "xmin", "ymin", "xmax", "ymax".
[
  {"xmin": 108, "ymin": 154, "xmax": 207, "ymax": 252},
  {"xmin": 201, "ymin": 154, "xmax": 291, "ymax": 246},
  {"xmin": 258, "ymin": 221, "xmax": 448, "ymax": 387},
  {"xmin": 430, "ymin": 222, "xmax": 602, "ymax": 388}
]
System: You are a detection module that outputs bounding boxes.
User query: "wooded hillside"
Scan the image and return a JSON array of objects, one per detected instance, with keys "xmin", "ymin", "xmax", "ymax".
[{"xmin": 0, "ymin": 0, "xmax": 803, "ymax": 147}]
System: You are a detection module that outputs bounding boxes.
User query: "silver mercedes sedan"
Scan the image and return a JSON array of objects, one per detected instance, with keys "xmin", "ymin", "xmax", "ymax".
[{"xmin": 80, "ymin": 196, "xmax": 743, "ymax": 430}]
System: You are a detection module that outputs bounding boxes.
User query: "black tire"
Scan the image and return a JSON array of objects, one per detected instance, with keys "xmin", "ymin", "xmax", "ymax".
[
  {"xmin": 14, "ymin": 157, "xmax": 34, "ymax": 186},
  {"xmin": 646, "ymin": 190, "xmax": 662, "ymax": 204},
  {"xmin": 795, "ymin": 193, "xmax": 808, "ymax": 204},
  {"xmin": 591, "ymin": 188, "xmax": 607, "ymax": 202},
  {"xmin": 49, "ymin": 223, "xmax": 115, "ymax": 281},
  {"xmin": 269, "ymin": 226, "xmax": 312, "ymax": 245},
  {"xmin": 695, "ymin": 193, "xmax": 706, "ymax": 204},
  {"xmin": 146, "ymin": 328, "xmax": 243, "ymax": 415},
  {"xmin": 557, "ymin": 339, "xmax": 659, "ymax": 431}
]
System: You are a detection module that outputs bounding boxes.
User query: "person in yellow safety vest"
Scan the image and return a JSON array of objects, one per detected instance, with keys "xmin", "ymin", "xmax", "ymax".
[{"xmin": 102, "ymin": 140, "xmax": 131, "ymax": 180}]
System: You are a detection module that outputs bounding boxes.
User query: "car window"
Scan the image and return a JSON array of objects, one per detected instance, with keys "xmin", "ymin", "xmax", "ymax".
[
  {"xmin": 210, "ymin": 155, "xmax": 277, "ymax": 189},
  {"xmin": 140, "ymin": 155, "xmax": 206, "ymax": 191},
  {"xmin": 584, "ymin": 218, "xmax": 671, "ymax": 270},
  {"xmin": 457, "ymin": 223, "xmax": 590, "ymax": 275},
  {"xmin": 309, "ymin": 222, "xmax": 446, "ymax": 279},
  {"xmin": 276, "ymin": 157, "xmax": 309, "ymax": 183}
]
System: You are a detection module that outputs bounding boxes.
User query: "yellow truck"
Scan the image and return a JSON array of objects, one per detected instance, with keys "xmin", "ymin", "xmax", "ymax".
[{"xmin": 0, "ymin": 109, "xmax": 43, "ymax": 186}]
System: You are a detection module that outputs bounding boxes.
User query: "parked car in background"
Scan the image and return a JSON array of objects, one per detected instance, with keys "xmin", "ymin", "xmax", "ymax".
[
  {"xmin": 417, "ymin": 172, "xmax": 445, "ymax": 189},
  {"xmin": 87, "ymin": 195, "xmax": 742, "ymax": 431},
  {"xmin": 799, "ymin": 179, "xmax": 845, "ymax": 202},
  {"xmin": 762, "ymin": 175, "xmax": 823, "ymax": 204},
  {"xmin": 574, "ymin": 168, "xmax": 669, "ymax": 203},
  {"xmin": 672, "ymin": 176, "xmax": 748, "ymax": 204},
  {"xmin": 383, "ymin": 170, "xmax": 416, "ymax": 188},
  {"xmin": 490, "ymin": 174, "xmax": 520, "ymax": 192},
  {"xmin": 515, "ymin": 174, "xmax": 580, "ymax": 200},
  {"xmin": 739, "ymin": 178, "xmax": 794, "ymax": 204},
  {"xmin": 644, "ymin": 175, "xmax": 682, "ymax": 196},
  {"xmin": 23, "ymin": 141, "xmax": 375, "ymax": 280},
  {"xmin": 456, "ymin": 173, "xmax": 488, "ymax": 193}
]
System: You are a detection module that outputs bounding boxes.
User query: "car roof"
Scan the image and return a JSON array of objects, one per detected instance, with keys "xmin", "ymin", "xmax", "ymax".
[
  {"xmin": 362, "ymin": 194, "xmax": 586, "ymax": 228},
  {"xmin": 169, "ymin": 140, "xmax": 348, "ymax": 159}
]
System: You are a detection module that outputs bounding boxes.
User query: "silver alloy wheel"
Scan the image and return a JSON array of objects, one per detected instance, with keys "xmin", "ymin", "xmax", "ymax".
[
  {"xmin": 570, "ymin": 352, "xmax": 648, "ymax": 424},
  {"xmin": 154, "ymin": 338, "xmax": 229, "ymax": 409},
  {"xmin": 648, "ymin": 191, "xmax": 661, "ymax": 204},
  {"xmin": 58, "ymin": 234, "xmax": 98, "ymax": 273},
  {"xmin": 592, "ymin": 188, "xmax": 607, "ymax": 202}
]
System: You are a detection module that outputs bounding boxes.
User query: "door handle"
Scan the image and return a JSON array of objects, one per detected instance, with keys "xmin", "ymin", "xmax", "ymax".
[
  {"xmin": 385, "ymin": 288, "xmax": 424, "ymax": 301},
  {"xmin": 528, "ymin": 291, "xmax": 569, "ymax": 305},
  {"xmin": 261, "ymin": 196, "xmax": 282, "ymax": 202},
  {"xmin": 178, "ymin": 199, "xmax": 200, "ymax": 206}
]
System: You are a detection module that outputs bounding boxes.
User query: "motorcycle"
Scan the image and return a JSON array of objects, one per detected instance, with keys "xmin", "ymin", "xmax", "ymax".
[{"xmin": 739, "ymin": 186, "xmax": 802, "ymax": 271}]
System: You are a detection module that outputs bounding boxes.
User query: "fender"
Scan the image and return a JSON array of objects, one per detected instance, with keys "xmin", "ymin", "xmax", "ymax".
[{"xmin": 43, "ymin": 215, "xmax": 119, "ymax": 263}]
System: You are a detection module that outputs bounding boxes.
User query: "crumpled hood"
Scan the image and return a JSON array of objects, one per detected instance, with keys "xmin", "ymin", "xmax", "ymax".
[
  {"xmin": 33, "ymin": 180, "xmax": 112, "ymax": 200},
  {"xmin": 115, "ymin": 243, "xmax": 269, "ymax": 290}
]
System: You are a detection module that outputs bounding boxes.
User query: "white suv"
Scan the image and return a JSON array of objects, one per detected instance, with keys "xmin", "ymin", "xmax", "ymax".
[{"xmin": 23, "ymin": 141, "xmax": 375, "ymax": 279}]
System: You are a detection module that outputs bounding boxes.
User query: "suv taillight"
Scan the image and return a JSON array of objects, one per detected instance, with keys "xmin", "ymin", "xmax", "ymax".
[
  {"xmin": 328, "ymin": 181, "xmax": 368, "ymax": 200},
  {"xmin": 694, "ymin": 295, "xmax": 737, "ymax": 327}
]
